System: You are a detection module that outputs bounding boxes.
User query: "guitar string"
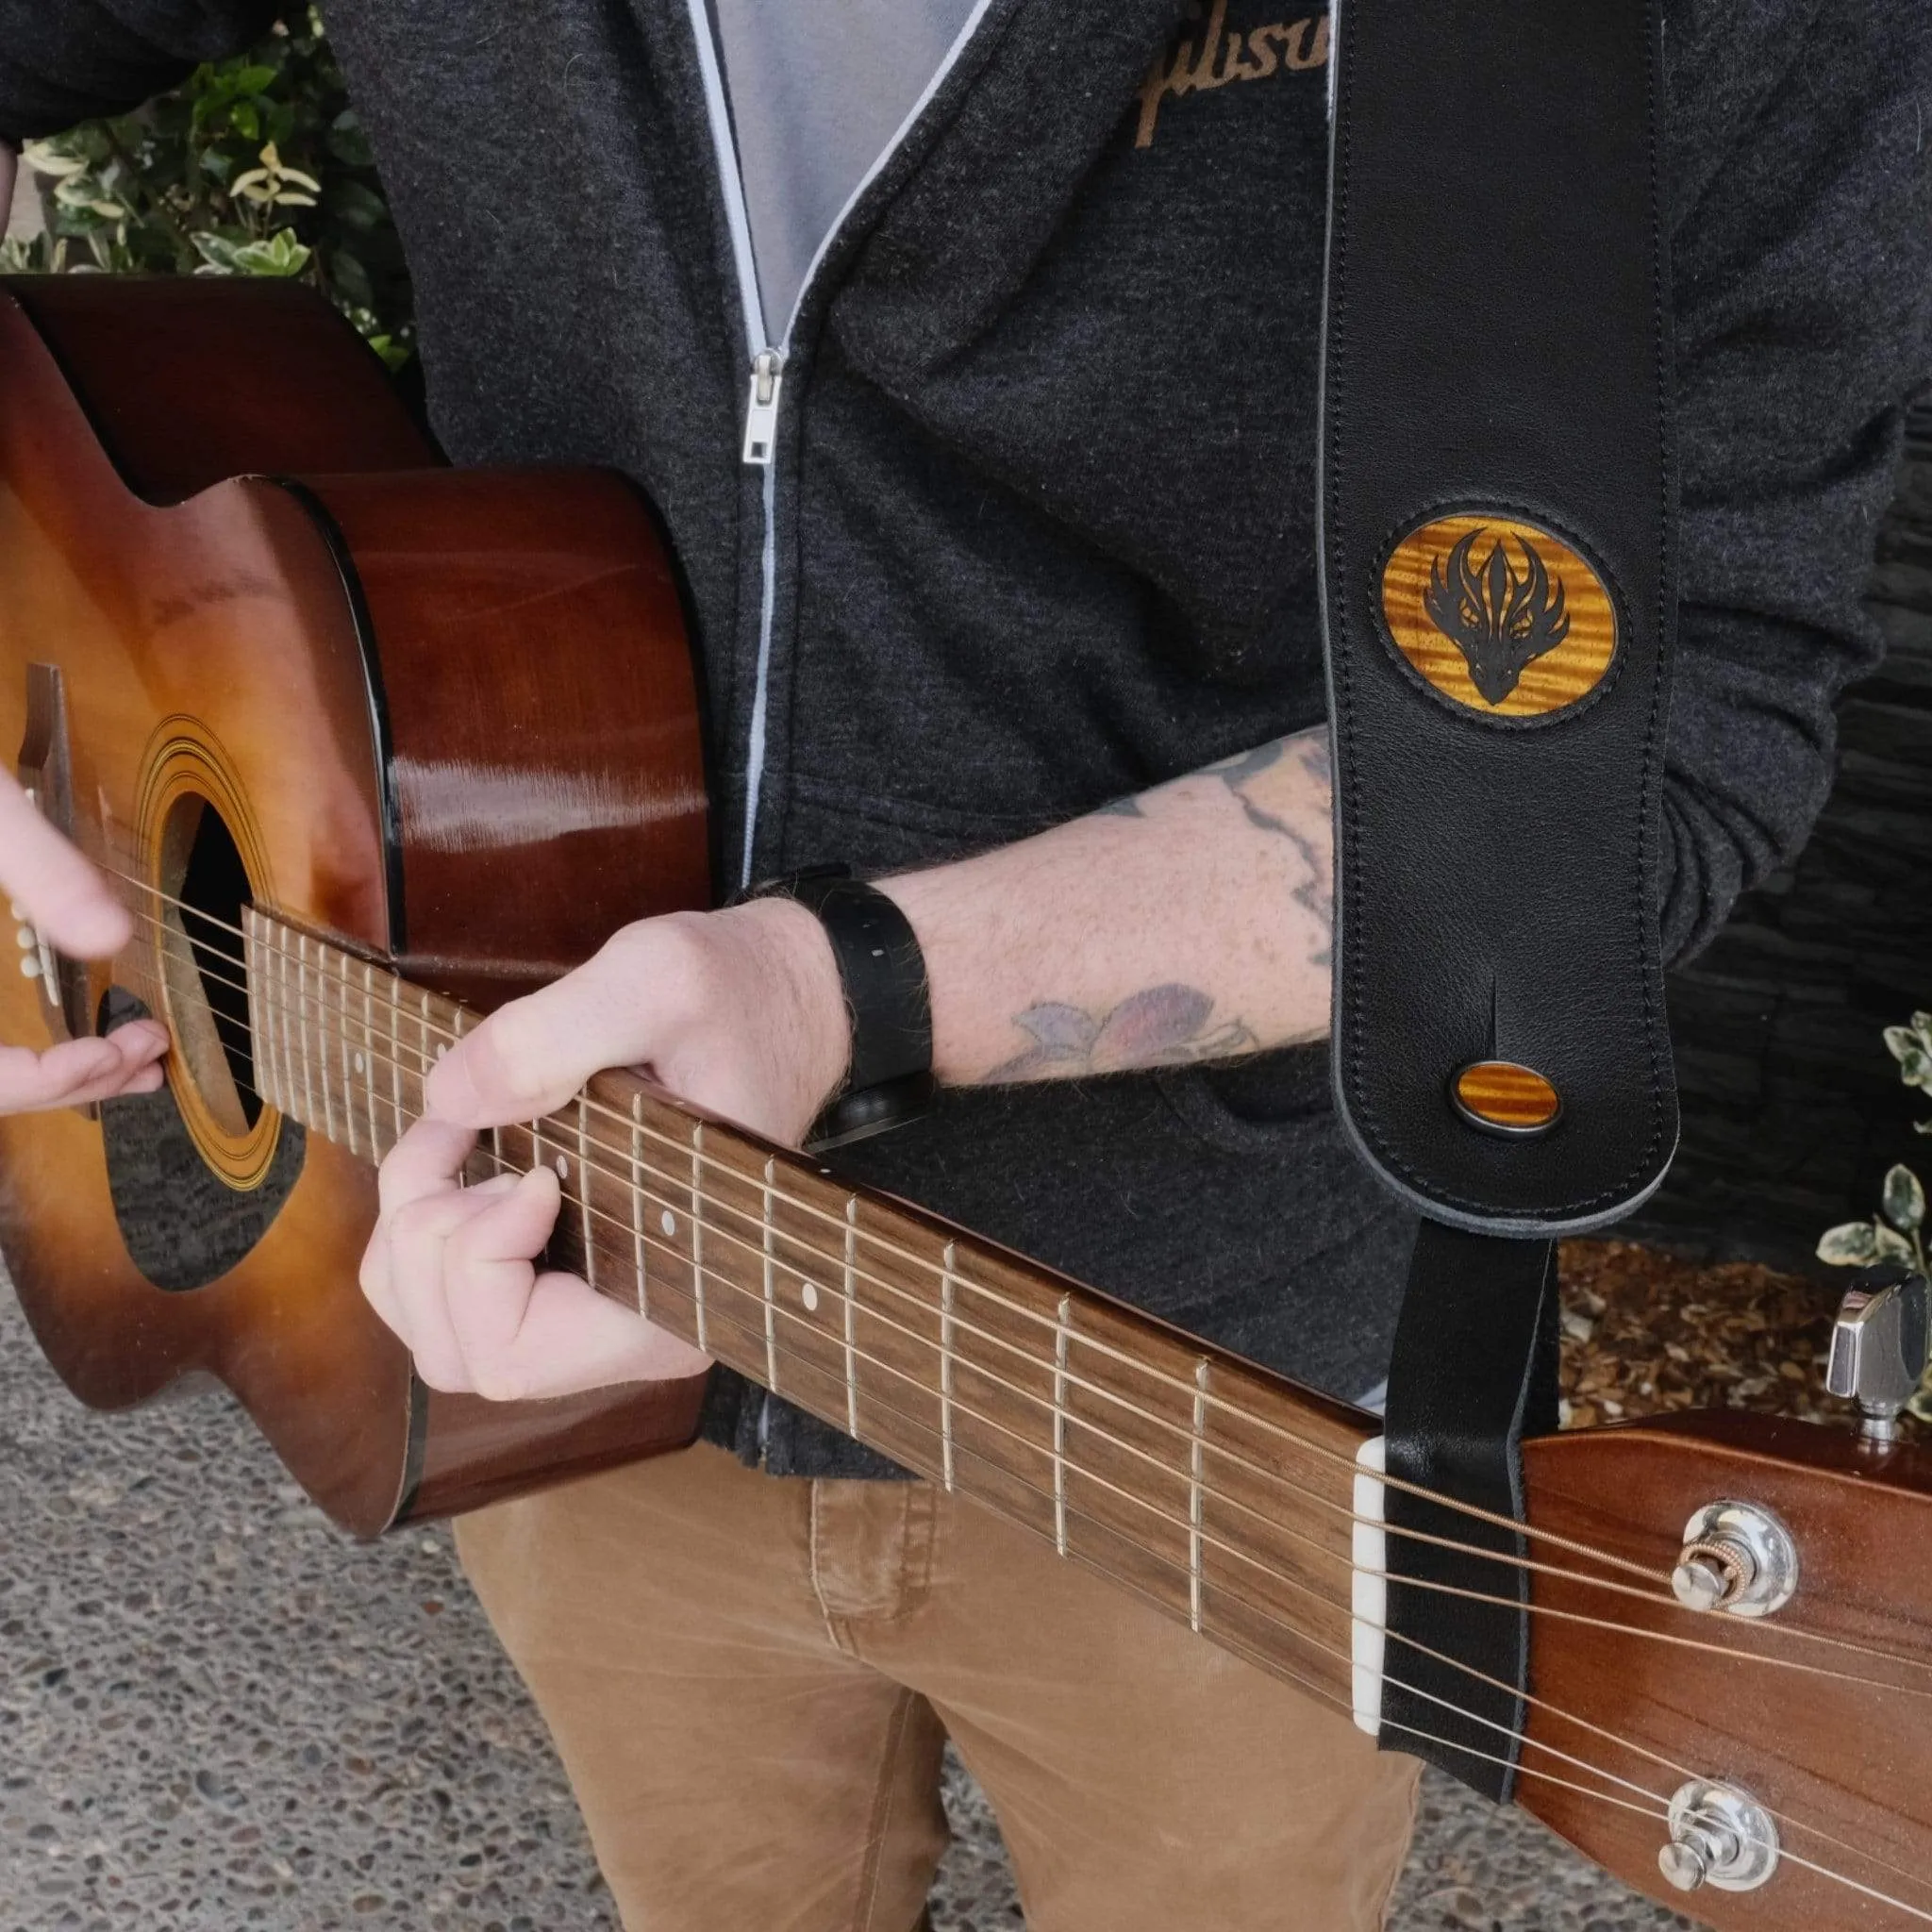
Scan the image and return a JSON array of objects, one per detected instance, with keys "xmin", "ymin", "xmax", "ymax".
[
  {"xmin": 107, "ymin": 905, "xmax": 1932, "ymax": 1707},
  {"xmin": 78, "ymin": 922, "xmax": 1932, "ymax": 1908},
  {"xmin": 99, "ymin": 883, "xmax": 1682, "ymax": 1585},
  {"xmin": 102, "ymin": 891, "xmax": 1681, "ymax": 1588},
  {"xmin": 120, "ymin": 927, "xmax": 1932, "ymax": 1713},
  {"xmin": 107, "ymin": 902, "xmax": 1932, "ymax": 1694},
  {"xmin": 101, "ymin": 891, "xmax": 1932, "ymax": 1688},
  {"xmin": 211, "ymin": 942, "xmax": 1932, "ymax": 1725}
]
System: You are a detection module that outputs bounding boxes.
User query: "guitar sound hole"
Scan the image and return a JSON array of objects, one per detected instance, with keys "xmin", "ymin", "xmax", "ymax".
[
  {"xmin": 157, "ymin": 795, "xmax": 259, "ymax": 1136},
  {"xmin": 173, "ymin": 801, "xmax": 260, "ymax": 1128},
  {"xmin": 98, "ymin": 791, "xmax": 302, "ymax": 1292}
]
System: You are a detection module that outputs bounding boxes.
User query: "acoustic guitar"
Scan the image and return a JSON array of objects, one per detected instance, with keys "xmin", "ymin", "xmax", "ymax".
[{"xmin": 4, "ymin": 277, "xmax": 1930, "ymax": 1928}]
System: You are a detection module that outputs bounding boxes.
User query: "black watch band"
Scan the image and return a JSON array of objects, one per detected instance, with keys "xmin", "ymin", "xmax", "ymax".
[{"xmin": 752, "ymin": 865, "xmax": 936, "ymax": 1152}]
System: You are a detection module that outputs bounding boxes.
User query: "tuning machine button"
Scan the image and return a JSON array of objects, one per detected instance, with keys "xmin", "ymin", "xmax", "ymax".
[
  {"xmin": 1670, "ymin": 1501, "xmax": 1798, "ymax": 1618},
  {"xmin": 1658, "ymin": 1781, "xmax": 1778, "ymax": 1893},
  {"xmin": 1826, "ymin": 1264, "xmax": 1929, "ymax": 1443}
]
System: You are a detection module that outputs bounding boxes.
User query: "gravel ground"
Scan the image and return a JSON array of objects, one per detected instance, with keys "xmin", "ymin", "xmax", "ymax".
[{"xmin": 4, "ymin": 1243, "xmax": 1817, "ymax": 1931}]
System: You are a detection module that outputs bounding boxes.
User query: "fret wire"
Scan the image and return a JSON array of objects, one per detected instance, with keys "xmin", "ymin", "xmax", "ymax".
[
  {"xmin": 276, "ymin": 921, "xmax": 296, "ymax": 1120},
  {"xmin": 1191, "ymin": 1358, "xmax": 1210, "ymax": 1635},
  {"xmin": 760, "ymin": 1157, "xmax": 780, "ymax": 1393},
  {"xmin": 1053, "ymin": 1294, "xmax": 1073, "ymax": 1557},
  {"xmin": 247, "ymin": 915, "xmax": 274, "ymax": 1112},
  {"xmin": 382, "ymin": 965, "xmax": 402, "ymax": 1144},
  {"xmin": 359, "ymin": 958, "xmax": 381, "ymax": 1159},
  {"xmin": 690, "ymin": 1120, "xmax": 708, "ymax": 1353},
  {"xmin": 630, "ymin": 1092, "xmax": 649, "ymax": 1320},
  {"xmin": 314, "ymin": 936, "xmax": 339, "ymax": 1142},
  {"xmin": 334, "ymin": 947, "xmax": 358, "ymax": 1158},
  {"xmin": 843, "ymin": 1199, "xmax": 860, "ymax": 1440},
  {"xmin": 297, "ymin": 932, "xmax": 318, "ymax": 1129},
  {"xmin": 577, "ymin": 1098, "xmax": 597, "ymax": 1291},
  {"xmin": 940, "ymin": 1242, "xmax": 958, "ymax": 1493}
]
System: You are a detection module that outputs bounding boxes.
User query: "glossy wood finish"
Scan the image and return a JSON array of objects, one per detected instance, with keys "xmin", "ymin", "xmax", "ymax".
[
  {"xmin": 1522, "ymin": 1412, "xmax": 1932, "ymax": 1926},
  {"xmin": 0, "ymin": 277, "xmax": 709, "ymax": 1535},
  {"xmin": 6, "ymin": 275, "xmax": 434, "ymax": 503},
  {"xmin": 302, "ymin": 466, "xmax": 710, "ymax": 999}
]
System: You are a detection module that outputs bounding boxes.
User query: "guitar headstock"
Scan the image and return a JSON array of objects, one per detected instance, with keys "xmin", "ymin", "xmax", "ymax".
[{"xmin": 1520, "ymin": 1407, "xmax": 1932, "ymax": 1927}]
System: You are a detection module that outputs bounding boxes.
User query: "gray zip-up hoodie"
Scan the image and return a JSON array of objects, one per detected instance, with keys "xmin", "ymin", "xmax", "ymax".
[{"xmin": 4, "ymin": 0, "xmax": 1929, "ymax": 1477}]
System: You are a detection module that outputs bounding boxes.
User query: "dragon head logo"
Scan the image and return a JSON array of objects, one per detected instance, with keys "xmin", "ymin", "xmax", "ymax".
[{"xmin": 1421, "ymin": 527, "xmax": 1572, "ymax": 707}]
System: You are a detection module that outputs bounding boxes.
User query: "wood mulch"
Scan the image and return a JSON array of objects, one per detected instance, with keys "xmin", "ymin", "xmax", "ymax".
[{"xmin": 1557, "ymin": 1237, "xmax": 1900, "ymax": 1434}]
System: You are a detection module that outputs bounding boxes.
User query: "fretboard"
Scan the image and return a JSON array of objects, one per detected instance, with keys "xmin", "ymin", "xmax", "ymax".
[{"xmin": 241, "ymin": 908, "xmax": 1372, "ymax": 1713}]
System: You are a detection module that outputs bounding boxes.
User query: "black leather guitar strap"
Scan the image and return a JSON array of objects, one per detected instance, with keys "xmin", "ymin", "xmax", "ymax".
[{"xmin": 1318, "ymin": 0, "xmax": 1677, "ymax": 1798}]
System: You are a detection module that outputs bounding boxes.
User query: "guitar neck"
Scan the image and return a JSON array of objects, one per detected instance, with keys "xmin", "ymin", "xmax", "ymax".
[{"xmin": 241, "ymin": 908, "xmax": 1374, "ymax": 1712}]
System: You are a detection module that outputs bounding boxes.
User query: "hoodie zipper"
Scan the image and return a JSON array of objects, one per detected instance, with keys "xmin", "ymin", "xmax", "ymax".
[{"xmin": 680, "ymin": 0, "xmax": 999, "ymax": 894}]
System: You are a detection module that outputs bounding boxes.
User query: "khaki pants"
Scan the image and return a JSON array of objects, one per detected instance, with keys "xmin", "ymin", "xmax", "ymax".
[{"xmin": 456, "ymin": 1441, "xmax": 1419, "ymax": 1932}]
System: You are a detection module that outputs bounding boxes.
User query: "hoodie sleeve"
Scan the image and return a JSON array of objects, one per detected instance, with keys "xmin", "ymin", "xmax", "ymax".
[
  {"xmin": 0, "ymin": 2, "xmax": 275, "ymax": 147},
  {"xmin": 1658, "ymin": 0, "xmax": 1932, "ymax": 962}
]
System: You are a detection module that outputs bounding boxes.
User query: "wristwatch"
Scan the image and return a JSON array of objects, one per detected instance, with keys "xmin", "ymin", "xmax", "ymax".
[{"xmin": 751, "ymin": 864, "xmax": 936, "ymax": 1151}]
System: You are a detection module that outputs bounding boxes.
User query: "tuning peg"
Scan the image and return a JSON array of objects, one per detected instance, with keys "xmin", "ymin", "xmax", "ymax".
[
  {"xmin": 1826, "ymin": 1264, "xmax": 1929, "ymax": 1443},
  {"xmin": 1658, "ymin": 1781, "xmax": 1779, "ymax": 1893}
]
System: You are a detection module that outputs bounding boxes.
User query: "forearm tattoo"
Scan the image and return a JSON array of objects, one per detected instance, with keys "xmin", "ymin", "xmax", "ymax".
[
  {"xmin": 988, "ymin": 985, "xmax": 1258, "ymax": 1081},
  {"xmin": 989, "ymin": 731, "xmax": 1332, "ymax": 1081},
  {"xmin": 1208, "ymin": 732, "xmax": 1334, "ymax": 968}
]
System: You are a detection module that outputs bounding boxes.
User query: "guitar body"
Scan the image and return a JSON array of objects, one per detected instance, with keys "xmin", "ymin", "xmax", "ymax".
[{"xmin": 0, "ymin": 276, "xmax": 713, "ymax": 1536}]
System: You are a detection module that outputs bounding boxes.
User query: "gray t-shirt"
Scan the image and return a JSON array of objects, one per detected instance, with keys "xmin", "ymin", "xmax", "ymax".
[{"xmin": 713, "ymin": 0, "xmax": 976, "ymax": 342}]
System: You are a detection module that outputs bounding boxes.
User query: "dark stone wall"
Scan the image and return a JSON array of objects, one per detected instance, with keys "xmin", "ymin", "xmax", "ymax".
[{"xmin": 1630, "ymin": 400, "xmax": 1932, "ymax": 1269}]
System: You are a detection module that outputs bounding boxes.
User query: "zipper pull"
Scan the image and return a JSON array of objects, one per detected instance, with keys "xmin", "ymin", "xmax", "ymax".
[{"xmin": 742, "ymin": 349, "xmax": 785, "ymax": 467}]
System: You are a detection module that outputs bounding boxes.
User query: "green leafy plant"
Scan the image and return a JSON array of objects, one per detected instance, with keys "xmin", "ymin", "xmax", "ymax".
[
  {"xmin": 1817, "ymin": 1010, "xmax": 1932, "ymax": 1274},
  {"xmin": 0, "ymin": 8, "xmax": 412, "ymax": 368}
]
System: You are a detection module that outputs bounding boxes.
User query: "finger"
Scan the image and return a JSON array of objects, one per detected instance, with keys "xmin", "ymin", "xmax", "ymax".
[
  {"xmin": 516, "ymin": 1273, "xmax": 714, "ymax": 1390},
  {"xmin": 359, "ymin": 1123, "xmax": 491, "ymax": 1335},
  {"xmin": 441, "ymin": 1165, "xmax": 708, "ymax": 1398},
  {"xmin": 425, "ymin": 937, "xmax": 681, "ymax": 1128},
  {"xmin": 0, "ymin": 1026, "xmax": 164, "ymax": 1114},
  {"xmin": 0, "ymin": 775, "xmax": 130, "ymax": 958},
  {"xmin": 385, "ymin": 1179, "xmax": 519, "ymax": 1391},
  {"xmin": 375, "ymin": 1114, "xmax": 479, "ymax": 1217},
  {"xmin": 437, "ymin": 1168, "xmax": 575, "ymax": 1397}
]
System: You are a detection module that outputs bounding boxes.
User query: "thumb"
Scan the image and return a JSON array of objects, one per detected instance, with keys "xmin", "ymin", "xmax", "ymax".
[
  {"xmin": 424, "ymin": 949, "xmax": 666, "ymax": 1128},
  {"xmin": 0, "ymin": 774, "xmax": 129, "ymax": 958}
]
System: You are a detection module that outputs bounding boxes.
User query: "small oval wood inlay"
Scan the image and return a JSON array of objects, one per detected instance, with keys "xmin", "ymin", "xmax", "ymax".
[
  {"xmin": 1380, "ymin": 513, "xmax": 1617, "ymax": 718},
  {"xmin": 1452, "ymin": 1060, "xmax": 1561, "ymax": 1135}
]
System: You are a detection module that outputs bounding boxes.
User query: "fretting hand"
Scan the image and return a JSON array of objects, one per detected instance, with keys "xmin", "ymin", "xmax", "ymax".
[
  {"xmin": 0, "ymin": 771, "xmax": 170, "ymax": 1113},
  {"xmin": 358, "ymin": 899, "xmax": 848, "ymax": 1400}
]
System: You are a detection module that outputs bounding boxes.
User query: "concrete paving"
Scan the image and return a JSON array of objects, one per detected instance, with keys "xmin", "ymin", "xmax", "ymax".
[{"xmin": 0, "ymin": 1277, "xmax": 1694, "ymax": 1931}]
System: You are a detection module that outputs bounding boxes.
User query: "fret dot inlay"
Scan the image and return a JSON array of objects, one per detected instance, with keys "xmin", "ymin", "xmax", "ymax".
[
  {"xmin": 802, "ymin": 1281, "xmax": 820, "ymax": 1313},
  {"xmin": 660, "ymin": 1209, "xmax": 676, "ymax": 1237},
  {"xmin": 555, "ymin": 1155, "xmax": 569, "ymax": 1179}
]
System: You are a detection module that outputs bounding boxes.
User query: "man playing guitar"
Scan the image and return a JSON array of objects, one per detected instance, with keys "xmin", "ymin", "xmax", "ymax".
[{"xmin": 1, "ymin": 4, "xmax": 1927, "ymax": 1925}]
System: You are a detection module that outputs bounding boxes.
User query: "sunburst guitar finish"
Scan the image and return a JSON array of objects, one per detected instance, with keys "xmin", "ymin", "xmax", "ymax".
[{"xmin": 0, "ymin": 276, "xmax": 712, "ymax": 1535}]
